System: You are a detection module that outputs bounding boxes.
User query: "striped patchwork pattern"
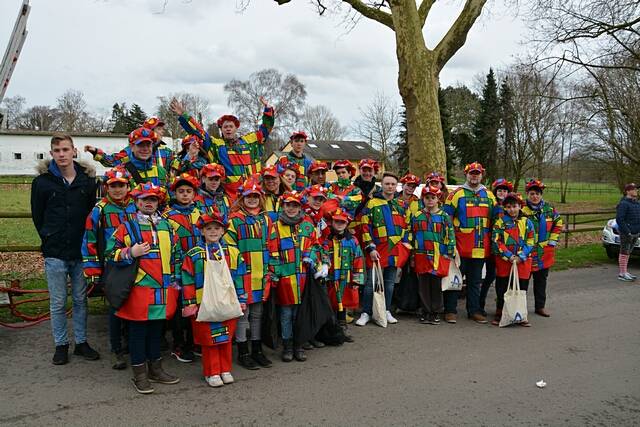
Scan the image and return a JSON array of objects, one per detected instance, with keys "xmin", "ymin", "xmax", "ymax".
[
  {"xmin": 285, "ymin": 152, "xmax": 313, "ymax": 191},
  {"xmin": 521, "ymin": 201, "xmax": 563, "ymax": 270},
  {"xmin": 195, "ymin": 188, "xmax": 230, "ymax": 223},
  {"xmin": 360, "ymin": 194, "xmax": 409, "ymax": 267},
  {"xmin": 163, "ymin": 204, "xmax": 203, "ymax": 254},
  {"xmin": 328, "ymin": 183, "xmax": 363, "ymax": 218},
  {"xmin": 315, "ymin": 234, "xmax": 364, "ymax": 305},
  {"xmin": 409, "ymin": 208, "xmax": 456, "ymax": 276}
]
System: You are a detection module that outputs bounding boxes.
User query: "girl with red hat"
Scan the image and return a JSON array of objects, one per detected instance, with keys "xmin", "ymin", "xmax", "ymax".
[
  {"xmin": 329, "ymin": 160, "xmax": 363, "ymax": 219},
  {"xmin": 267, "ymin": 191, "xmax": 319, "ymax": 362},
  {"xmin": 180, "ymin": 212, "xmax": 247, "ymax": 387},
  {"xmin": 225, "ymin": 175, "xmax": 274, "ymax": 370},
  {"xmin": 169, "ymin": 134, "xmax": 213, "ymax": 178},
  {"xmin": 276, "ymin": 156, "xmax": 303, "ymax": 194}
]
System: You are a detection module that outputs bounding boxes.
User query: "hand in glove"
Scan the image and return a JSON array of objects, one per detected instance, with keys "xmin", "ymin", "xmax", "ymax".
[{"xmin": 314, "ymin": 264, "xmax": 329, "ymax": 279}]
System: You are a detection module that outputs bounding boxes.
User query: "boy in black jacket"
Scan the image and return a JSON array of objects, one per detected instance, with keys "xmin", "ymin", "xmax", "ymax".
[{"xmin": 31, "ymin": 134, "xmax": 100, "ymax": 365}]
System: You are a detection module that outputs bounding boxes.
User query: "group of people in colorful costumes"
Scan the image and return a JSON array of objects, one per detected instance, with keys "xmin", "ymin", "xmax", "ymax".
[{"xmin": 33, "ymin": 95, "xmax": 564, "ymax": 395}]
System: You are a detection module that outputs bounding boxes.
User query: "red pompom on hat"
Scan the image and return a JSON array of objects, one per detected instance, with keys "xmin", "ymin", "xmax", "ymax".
[
  {"xmin": 143, "ymin": 116, "xmax": 165, "ymax": 130},
  {"xmin": 201, "ymin": 163, "xmax": 226, "ymax": 179},
  {"xmin": 239, "ymin": 174, "xmax": 264, "ymax": 197},
  {"xmin": 129, "ymin": 127, "xmax": 158, "ymax": 145},
  {"xmin": 104, "ymin": 166, "xmax": 131, "ymax": 185},
  {"xmin": 308, "ymin": 161, "xmax": 329, "ymax": 174},
  {"xmin": 333, "ymin": 160, "xmax": 356, "ymax": 176},
  {"xmin": 331, "ymin": 207, "xmax": 351, "ymax": 222},
  {"xmin": 464, "ymin": 162, "xmax": 485, "ymax": 174},
  {"xmin": 131, "ymin": 182, "xmax": 167, "ymax": 202},
  {"xmin": 216, "ymin": 114, "xmax": 240, "ymax": 128},
  {"xmin": 400, "ymin": 173, "xmax": 421, "ymax": 185}
]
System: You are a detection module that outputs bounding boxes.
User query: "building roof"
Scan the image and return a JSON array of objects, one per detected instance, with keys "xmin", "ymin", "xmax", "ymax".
[{"xmin": 280, "ymin": 140, "xmax": 381, "ymax": 161}]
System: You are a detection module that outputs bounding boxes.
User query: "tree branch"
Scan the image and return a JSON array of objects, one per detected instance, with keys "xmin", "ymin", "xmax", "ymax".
[
  {"xmin": 418, "ymin": 0, "xmax": 436, "ymax": 28},
  {"xmin": 433, "ymin": 0, "xmax": 487, "ymax": 72},
  {"xmin": 342, "ymin": 0, "xmax": 394, "ymax": 30}
]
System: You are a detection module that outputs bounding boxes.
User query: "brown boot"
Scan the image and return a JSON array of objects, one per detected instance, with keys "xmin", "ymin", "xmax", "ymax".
[
  {"xmin": 471, "ymin": 313, "xmax": 488, "ymax": 324},
  {"xmin": 491, "ymin": 309, "xmax": 502, "ymax": 326},
  {"xmin": 147, "ymin": 359, "xmax": 180, "ymax": 385},
  {"xmin": 131, "ymin": 364, "xmax": 154, "ymax": 394},
  {"xmin": 444, "ymin": 313, "xmax": 457, "ymax": 324},
  {"xmin": 535, "ymin": 308, "xmax": 551, "ymax": 317}
]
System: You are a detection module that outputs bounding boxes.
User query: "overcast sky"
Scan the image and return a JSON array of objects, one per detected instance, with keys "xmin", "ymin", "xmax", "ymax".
[{"xmin": 1, "ymin": 0, "xmax": 526, "ymax": 131}]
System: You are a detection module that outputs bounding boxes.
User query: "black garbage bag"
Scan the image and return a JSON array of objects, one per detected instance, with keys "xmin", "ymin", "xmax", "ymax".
[
  {"xmin": 294, "ymin": 271, "xmax": 339, "ymax": 348},
  {"xmin": 393, "ymin": 266, "xmax": 420, "ymax": 312},
  {"xmin": 261, "ymin": 292, "xmax": 281, "ymax": 350}
]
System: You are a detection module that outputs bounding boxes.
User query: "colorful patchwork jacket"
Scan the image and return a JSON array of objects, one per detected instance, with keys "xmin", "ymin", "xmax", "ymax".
[
  {"xmin": 443, "ymin": 184, "xmax": 496, "ymax": 259},
  {"xmin": 169, "ymin": 151, "xmax": 213, "ymax": 176},
  {"xmin": 285, "ymin": 151, "xmax": 313, "ymax": 191},
  {"xmin": 93, "ymin": 145, "xmax": 174, "ymax": 178},
  {"xmin": 360, "ymin": 192, "xmax": 409, "ymax": 268},
  {"xmin": 106, "ymin": 215, "xmax": 181, "ymax": 321},
  {"xmin": 163, "ymin": 203, "xmax": 203, "ymax": 255},
  {"xmin": 267, "ymin": 214, "xmax": 319, "ymax": 306},
  {"xmin": 82, "ymin": 195, "xmax": 137, "ymax": 283},
  {"xmin": 195, "ymin": 187, "xmax": 230, "ymax": 223},
  {"xmin": 178, "ymin": 107, "xmax": 274, "ymax": 185},
  {"xmin": 521, "ymin": 200, "xmax": 563, "ymax": 270},
  {"xmin": 97, "ymin": 151, "xmax": 171, "ymax": 188},
  {"xmin": 492, "ymin": 214, "xmax": 535, "ymax": 279},
  {"xmin": 263, "ymin": 191, "xmax": 280, "ymax": 222},
  {"xmin": 181, "ymin": 241, "xmax": 246, "ymax": 346},
  {"xmin": 224, "ymin": 209, "xmax": 272, "ymax": 304},
  {"xmin": 409, "ymin": 208, "xmax": 456, "ymax": 277},
  {"xmin": 328, "ymin": 181, "xmax": 363, "ymax": 219},
  {"xmin": 313, "ymin": 232, "xmax": 364, "ymax": 307}
]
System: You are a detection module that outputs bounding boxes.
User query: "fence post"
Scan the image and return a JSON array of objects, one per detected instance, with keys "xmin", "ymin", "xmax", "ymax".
[{"xmin": 564, "ymin": 213, "xmax": 570, "ymax": 248}]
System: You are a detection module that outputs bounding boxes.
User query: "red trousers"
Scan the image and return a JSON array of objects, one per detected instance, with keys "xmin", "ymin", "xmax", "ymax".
[{"xmin": 201, "ymin": 343, "xmax": 233, "ymax": 377}]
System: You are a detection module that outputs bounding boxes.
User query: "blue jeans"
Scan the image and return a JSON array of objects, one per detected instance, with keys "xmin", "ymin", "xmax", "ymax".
[
  {"xmin": 128, "ymin": 320, "xmax": 163, "ymax": 366},
  {"xmin": 44, "ymin": 258, "xmax": 87, "ymax": 346},
  {"xmin": 279, "ymin": 305, "xmax": 299, "ymax": 340},
  {"xmin": 363, "ymin": 266, "xmax": 397, "ymax": 315},
  {"xmin": 443, "ymin": 258, "xmax": 485, "ymax": 316}
]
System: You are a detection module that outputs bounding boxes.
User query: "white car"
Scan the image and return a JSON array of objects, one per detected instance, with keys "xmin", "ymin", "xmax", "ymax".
[{"xmin": 602, "ymin": 219, "xmax": 640, "ymax": 258}]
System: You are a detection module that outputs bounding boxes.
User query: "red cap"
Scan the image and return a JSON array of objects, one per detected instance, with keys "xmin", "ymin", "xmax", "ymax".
[
  {"xmin": 305, "ymin": 184, "xmax": 328, "ymax": 199},
  {"xmin": 464, "ymin": 162, "xmax": 485, "ymax": 174},
  {"xmin": 525, "ymin": 179, "xmax": 546, "ymax": 193},
  {"xmin": 181, "ymin": 134, "xmax": 202, "ymax": 147},
  {"xmin": 290, "ymin": 130, "xmax": 308, "ymax": 140},
  {"xmin": 104, "ymin": 166, "xmax": 131, "ymax": 185},
  {"xmin": 425, "ymin": 171, "xmax": 445, "ymax": 183},
  {"xmin": 131, "ymin": 182, "xmax": 167, "ymax": 203},
  {"xmin": 421, "ymin": 184, "xmax": 442, "ymax": 198},
  {"xmin": 333, "ymin": 160, "xmax": 356, "ymax": 176},
  {"xmin": 201, "ymin": 163, "xmax": 226, "ymax": 179},
  {"xmin": 217, "ymin": 114, "xmax": 240, "ymax": 128},
  {"xmin": 239, "ymin": 175, "xmax": 264, "ymax": 197},
  {"xmin": 128, "ymin": 127, "xmax": 158, "ymax": 145},
  {"xmin": 502, "ymin": 192, "xmax": 524, "ymax": 206},
  {"xmin": 308, "ymin": 161, "xmax": 329, "ymax": 174},
  {"xmin": 280, "ymin": 191, "xmax": 304, "ymax": 205},
  {"xmin": 491, "ymin": 178, "xmax": 514, "ymax": 192},
  {"xmin": 261, "ymin": 165, "xmax": 279, "ymax": 179},
  {"xmin": 197, "ymin": 210, "xmax": 227, "ymax": 229},
  {"xmin": 276, "ymin": 157, "xmax": 303, "ymax": 177},
  {"xmin": 143, "ymin": 116, "xmax": 165, "ymax": 130},
  {"xmin": 170, "ymin": 172, "xmax": 200, "ymax": 192},
  {"xmin": 359, "ymin": 158, "xmax": 380, "ymax": 172},
  {"xmin": 331, "ymin": 207, "xmax": 351, "ymax": 222},
  {"xmin": 400, "ymin": 173, "xmax": 421, "ymax": 185}
]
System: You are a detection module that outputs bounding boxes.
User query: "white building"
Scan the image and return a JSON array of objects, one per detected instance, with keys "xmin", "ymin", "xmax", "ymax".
[{"xmin": 0, "ymin": 130, "xmax": 175, "ymax": 175}]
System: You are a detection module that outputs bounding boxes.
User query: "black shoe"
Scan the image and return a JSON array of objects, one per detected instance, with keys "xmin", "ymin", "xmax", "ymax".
[
  {"xmin": 171, "ymin": 347, "xmax": 194, "ymax": 363},
  {"xmin": 73, "ymin": 342, "xmax": 100, "ymax": 361},
  {"xmin": 309, "ymin": 339, "xmax": 325, "ymax": 348},
  {"xmin": 294, "ymin": 347, "xmax": 307, "ymax": 362},
  {"xmin": 237, "ymin": 341, "xmax": 259, "ymax": 370},
  {"xmin": 302, "ymin": 341, "xmax": 314, "ymax": 350},
  {"xmin": 433, "ymin": 314, "xmax": 441, "ymax": 324},
  {"xmin": 52, "ymin": 344, "xmax": 69, "ymax": 365},
  {"xmin": 419, "ymin": 315, "xmax": 429, "ymax": 324},
  {"xmin": 112, "ymin": 351, "xmax": 127, "ymax": 370},
  {"xmin": 250, "ymin": 340, "xmax": 273, "ymax": 368}
]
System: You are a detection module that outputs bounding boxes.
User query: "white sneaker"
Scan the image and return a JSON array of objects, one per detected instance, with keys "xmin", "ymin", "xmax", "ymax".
[
  {"xmin": 220, "ymin": 372, "xmax": 234, "ymax": 384},
  {"xmin": 624, "ymin": 273, "xmax": 636, "ymax": 281},
  {"xmin": 386, "ymin": 311, "xmax": 398, "ymax": 324},
  {"xmin": 618, "ymin": 274, "xmax": 634, "ymax": 282},
  {"xmin": 205, "ymin": 375, "xmax": 224, "ymax": 387},
  {"xmin": 628, "ymin": 273, "xmax": 637, "ymax": 279},
  {"xmin": 355, "ymin": 312, "xmax": 370, "ymax": 326}
]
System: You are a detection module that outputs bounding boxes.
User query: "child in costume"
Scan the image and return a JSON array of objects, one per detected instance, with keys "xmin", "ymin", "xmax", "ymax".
[
  {"xmin": 492, "ymin": 193, "xmax": 535, "ymax": 326},
  {"xmin": 329, "ymin": 160, "xmax": 363, "ymax": 219},
  {"xmin": 261, "ymin": 165, "xmax": 281, "ymax": 221},
  {"xmin": 82, "ymin": 166, "xmax": 137, "ymax": 370},
  {"xmin": 196, "ymin": 163, "xmax": 230, "ymax": 221},
  {"xmin": 283, "ymin": 130, "xmax": 313, "ymax": 191},
  {"xmin": 169, "ymin": 134, "xmax": 213, "ymax": 177},
  {"xmin": 181, "ymin": 212, "xmax": 247, "ymax": 387},
  {"xmin": 267, "ymin": 191, "xmax": 319, "ymax": 362}
]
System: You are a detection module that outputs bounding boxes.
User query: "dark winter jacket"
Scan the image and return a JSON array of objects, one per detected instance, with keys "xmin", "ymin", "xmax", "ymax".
[
  {"xmin": 616, "ymin": 196, "xmax": 640, "ymax": 235},
  {"xmin": 31, "ymin": 160, "xmax": 98, "ymax": 260}
]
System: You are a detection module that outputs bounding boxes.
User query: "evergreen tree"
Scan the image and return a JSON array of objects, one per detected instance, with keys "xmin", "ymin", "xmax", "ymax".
[
  {"xmin": 127, "ymin": 103, "xmax": 148, "ymax": 131},
  {"xmin": 498, "ymin": 78, "xmax": 516, "ymax": 183},
  {"xmin": 473, "ymin": 68, "xmax": 501, "ymax": 181},
  {"xmin": 438, "ymin": 88, "xmax": 456, "ymax": 183},
  {"xmin": 110, "ymin": 103, "xmax": 129, "ymax": 134}
]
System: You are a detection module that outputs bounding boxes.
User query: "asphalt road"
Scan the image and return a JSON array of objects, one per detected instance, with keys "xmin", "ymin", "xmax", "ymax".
[{"xmin": 1, "ymin": 265, "xmax": 639, "ymax": 426}]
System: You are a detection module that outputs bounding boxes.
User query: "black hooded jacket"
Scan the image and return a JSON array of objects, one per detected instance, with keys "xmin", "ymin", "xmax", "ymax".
[{"xmin": 30, "ymin": 160, "xmax": 97, "ymax": 260}]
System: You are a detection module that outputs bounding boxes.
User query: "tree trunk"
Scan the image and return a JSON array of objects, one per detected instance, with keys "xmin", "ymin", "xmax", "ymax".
[{"xmin": 389, "ymin": 2, "xmax": 446, "ymax": 177}]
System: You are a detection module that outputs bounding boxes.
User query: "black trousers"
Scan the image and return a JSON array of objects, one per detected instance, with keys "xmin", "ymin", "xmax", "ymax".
[
  {"xmin": 417, "ymin": 273, "xmax": 443, "ymax": 315},
  {"xmin": 532, "ymin": 268, "xmax": 549, "ymax": 310},
  {"xmin": 495, "ymin": 276, "xmax": 530, "ymax": 310}
]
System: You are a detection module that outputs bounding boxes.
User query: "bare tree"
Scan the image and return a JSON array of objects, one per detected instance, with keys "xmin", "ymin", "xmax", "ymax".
[
  {"xmin": 157, "ymin": 92, "xmax": 211, "ymax": 139},
  {"xmin": 224, "ymin": 68, "xmax": 307, "ymax": 141},
  {"xmin": 55, "ymin": 89, "xmax": 95, "ymax": 132},
  {"xmin": 1, "ymin": 95, "xmax": 26, "ymax": 129},
  {"xmin": 300, "ymin": 104, "xmax": 348, "ymax": 141},
  {"xmin": 18, "ymin": 105, "xmax": 58, "ymax": 131},
  {"xmin": 353, "ymin": 91, "xmax": 401, "ymax": 168},
  {"xmin": 274, "ymin": 0, "xmax": 489, "ymax": 176}
]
